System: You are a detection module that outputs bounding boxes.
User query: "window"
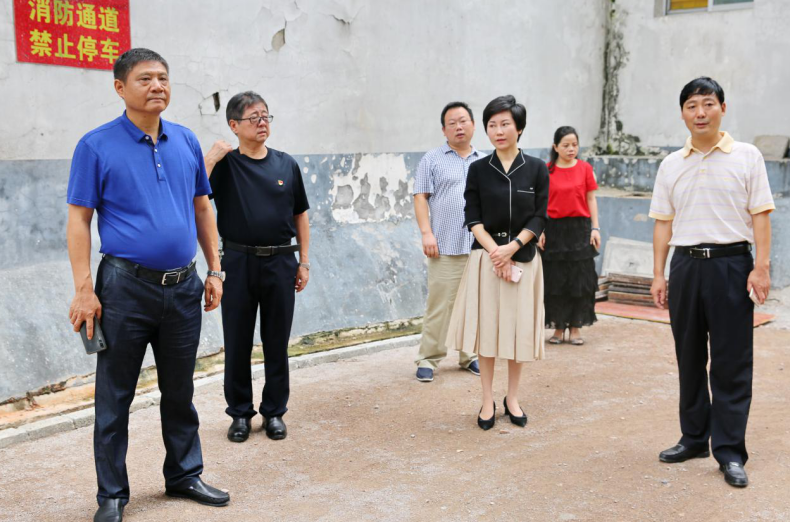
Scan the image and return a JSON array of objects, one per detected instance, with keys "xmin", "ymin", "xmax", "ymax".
[{"xmin": 667, "ymin": 0, "xmax": 753, "ymax": 13}]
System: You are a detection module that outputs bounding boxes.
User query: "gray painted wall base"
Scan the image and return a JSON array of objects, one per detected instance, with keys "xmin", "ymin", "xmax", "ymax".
[{"xmin": 2, "ymin": 152, "xmax": 787, "ymax": 401}]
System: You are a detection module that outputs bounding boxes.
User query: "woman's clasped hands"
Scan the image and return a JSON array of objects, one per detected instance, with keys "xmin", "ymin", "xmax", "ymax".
[{"xmin": 489, "ymin": 243, "xmax": 518, "ymax": 281}]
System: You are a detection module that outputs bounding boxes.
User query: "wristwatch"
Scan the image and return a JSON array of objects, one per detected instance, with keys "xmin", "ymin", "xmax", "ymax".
[
  {"xmin": 207, "ymin": 270, "xmax": 226, "ymax": 282},
  {"xmin": 299, "ymin": 262, "xmax": 311, "ymax": 270}
]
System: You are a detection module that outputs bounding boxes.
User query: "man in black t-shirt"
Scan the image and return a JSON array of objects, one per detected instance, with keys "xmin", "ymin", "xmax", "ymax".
[{"xmin": 204, "ymin": 91, "xmax": 310, "ymax": 443}]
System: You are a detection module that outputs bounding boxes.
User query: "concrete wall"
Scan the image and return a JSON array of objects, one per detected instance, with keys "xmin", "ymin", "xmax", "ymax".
[
  {"xmin": 613, "ymin": 0, "xmax": 790, "ymax": 147},
  {"xmin": 0, "ymin": 0, "xmax": 610, "ymax": 401},
  {"xmin": 0, "ymin": 0, "xmax": 608, "ymax": 159}
]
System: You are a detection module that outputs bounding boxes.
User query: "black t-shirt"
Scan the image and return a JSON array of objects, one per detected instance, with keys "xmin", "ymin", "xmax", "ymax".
[{"xmin": 209, "ymin": 148, "xmax": 310, "ymax": 246}]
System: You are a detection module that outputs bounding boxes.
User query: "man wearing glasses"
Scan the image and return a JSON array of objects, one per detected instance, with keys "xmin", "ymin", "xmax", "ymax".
[
  {"xmin": 413, "ymin": 101, "xmax": 482, "ymax": 382},
  {"xmin": 204, "ymin": 91, "xmax": 310, "ymax": 443}
]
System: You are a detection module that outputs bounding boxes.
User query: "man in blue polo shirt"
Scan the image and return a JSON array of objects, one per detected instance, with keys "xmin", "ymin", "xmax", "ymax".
[{"xmin": 67, "ymin": 48, "xmax": 230, "ymax": 522}]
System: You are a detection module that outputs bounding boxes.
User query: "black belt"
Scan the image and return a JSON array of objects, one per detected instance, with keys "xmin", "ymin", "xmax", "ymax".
[
  {"xmin": 223, "ymin": 239, "xmax": 300, "ymax": 257},
  {"xmin": 102, "ymin": 255, "xmax": 196, "ymax": 285},
  {"xmin": 678, "ymin": 242, "xmax": 751, "ymax": 259}
]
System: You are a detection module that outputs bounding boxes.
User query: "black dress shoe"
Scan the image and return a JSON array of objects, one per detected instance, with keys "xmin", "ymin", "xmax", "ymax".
[
  {"xmin": 94, "ymin": 498, "xmax": 124, "ymax": 522},
  {"xmin": 658, "ymin": 443, "xmax": 710, "ymax": 463},
  {"xmin": 720, "ymin": 462, "xmax": 748, "ymax": 488},
  {"xmin": 264, "ymin": 416, "xmax": 287, "ymax": 440},
  {"xmin": 503, "ymin": 396, "xmax": 527, "ymax": 427},
  {"xmin": 166, "ymin": 478, "xmax": 230, "ymax": 506},
  {"xmin": 477, "ymin": 402, "xmax": 496, "ymax": 431},
  {"xmin": 227, "ymin": 417, "xmax": 251, "ymax": 443}
]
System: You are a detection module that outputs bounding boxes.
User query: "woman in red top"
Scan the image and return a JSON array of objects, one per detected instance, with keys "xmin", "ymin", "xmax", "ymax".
[{"xmin": 538, "ymin": 126, "xmax": 600, "ymax": 345}]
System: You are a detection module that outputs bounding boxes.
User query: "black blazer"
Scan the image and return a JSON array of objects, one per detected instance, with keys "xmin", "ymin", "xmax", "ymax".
[{"xmin": 463, "ymin": 150, "xmax": 549, "ymax": 263}]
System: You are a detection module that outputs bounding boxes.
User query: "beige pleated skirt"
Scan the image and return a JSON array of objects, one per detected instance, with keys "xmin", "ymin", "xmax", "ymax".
[{"xmin": 445, "ymin": 249, "xmax": 545, "ymax": 363}]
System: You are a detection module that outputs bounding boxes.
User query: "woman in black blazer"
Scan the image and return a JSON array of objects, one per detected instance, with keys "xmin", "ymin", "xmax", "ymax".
[{"xmin": 446, "ymin": 95, "xmax": 549, "ymax": 430}]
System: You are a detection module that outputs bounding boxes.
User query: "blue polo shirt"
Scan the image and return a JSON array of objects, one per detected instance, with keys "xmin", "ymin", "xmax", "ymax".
[{"xmin": 67, "ymin": 112, "xmax": 212, "ymax": 270}]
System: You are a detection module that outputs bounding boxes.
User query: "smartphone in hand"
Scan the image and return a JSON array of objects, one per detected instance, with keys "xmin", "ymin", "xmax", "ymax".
[
  {"xmin": 510, "ymin": 265, "xmax": 523, "ymax": 283},
  {"xmin": 79, "ymin": 317, "xmax": 108, "ymax": 354},
  {"xmin": 748, "ymin": 288, "xmax": 761, "ymax": 306}
]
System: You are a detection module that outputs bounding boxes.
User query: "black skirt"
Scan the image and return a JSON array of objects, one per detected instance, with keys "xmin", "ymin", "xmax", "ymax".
[{"xmin": 542, "ymin": 217, "xmax": 598, "ymax": 330}]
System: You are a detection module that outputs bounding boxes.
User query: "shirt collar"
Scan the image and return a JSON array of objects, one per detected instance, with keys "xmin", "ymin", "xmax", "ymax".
[
  {"xmin": 489, "ymin": 149, "xmax": 525, "ymax": 176},
  {"xmin": 120, "ymin": 111, "xmax": 169, "ymax": 143},
  {"xmin": 682, "ymin": 131, "xmax": 733, "ymax": 158},
  {"xmin": 442, "ymin": 142, "xmax": 479, "ymax": 158}
]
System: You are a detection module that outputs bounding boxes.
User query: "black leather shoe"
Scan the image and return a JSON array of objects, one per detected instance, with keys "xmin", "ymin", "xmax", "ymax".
[
  {"xmin": 477, "ymin": 402, "xmax": 496, "ymax": 431},
  {"xmin": 227, "ymin": 417, "xmax": 251, "ymax": 443},
  {"xmin": 166, "ymin": 479, "xmax": 230, "ymax": 506},
  {"xmin": 503, "ymin": 396, "xmax": 527, "ymax": 427},
  {"xmin": 720, "ymin": 462, "xmax": 748, "ymax": 488},
  {"xmin": 264, "ymin": 416, "xmax": 287, "ymax": 440},
  {"xmin": 658, "ymin": 443, "xmax": 710, "ymax": 463},
  {"xmin": 94, "ymin": 498, "xmax": 124, "ymax": 522}
]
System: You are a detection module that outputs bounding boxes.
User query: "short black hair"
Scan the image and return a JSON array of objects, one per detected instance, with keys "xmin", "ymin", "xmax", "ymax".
[
  {"xmin": 679, "ymin": 77, "xmax": 725, "ymax": 108},
  {"xmin": 440, "ymin": 101, "xmax": 474, "ymax": 127},
  {"xmin": 113, "ymin": 48, "xmax": 169, "ymax": 82},
  {"xmin": 226, "ymin": 91, "xmax": 268, "ymax": 123},
  {"xmin": 482, "ymin": 95, "xmax": 527, "ymax": 141}
]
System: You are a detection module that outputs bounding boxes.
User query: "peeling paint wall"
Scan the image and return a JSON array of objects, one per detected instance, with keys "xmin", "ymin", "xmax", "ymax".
[
  {"xmin": 613, "ymin": 0, "xmax": 790, "ymax": 147},
  {"xmin": 0, "ymin": 0, "xmax": 607, "ymax": 160}
]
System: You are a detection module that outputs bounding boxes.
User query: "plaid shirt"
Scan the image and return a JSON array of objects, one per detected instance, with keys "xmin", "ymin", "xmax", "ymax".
[{"xmin": 413, "ymin": 143, "xmax": 483, "ymax": 255}]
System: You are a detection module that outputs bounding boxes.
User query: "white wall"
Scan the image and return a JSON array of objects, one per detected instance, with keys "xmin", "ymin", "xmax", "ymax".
[
  {"xmin": 0, "ymin": 0, "xmax": 608, "ymax": 160},
  {"xmin": 615, "ymin": 0, "xmax": 790, "ymax": 147}
]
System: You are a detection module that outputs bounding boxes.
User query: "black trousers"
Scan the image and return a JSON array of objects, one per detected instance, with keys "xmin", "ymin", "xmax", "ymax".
[
  {"xmin": 668, "ymin": 249, "xmax": 754, "ymax": 465},
  {"xmin": 222, "ymin": 249, "xmax": 297, "ymax": 420},
  {"xmin": 94, "ymin": 260, "xmax": 204, "ymax": 506}
]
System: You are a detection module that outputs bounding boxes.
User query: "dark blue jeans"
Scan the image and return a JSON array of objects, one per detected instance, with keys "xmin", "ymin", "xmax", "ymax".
[{"xmin": 93, "ymin": 259, "xmax": 204, "ymax": 506}]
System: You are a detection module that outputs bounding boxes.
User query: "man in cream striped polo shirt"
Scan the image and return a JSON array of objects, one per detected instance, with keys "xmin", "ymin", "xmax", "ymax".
[{"xmin": 649, "ymin": 77, "xmax": 774, "ymax": 488}]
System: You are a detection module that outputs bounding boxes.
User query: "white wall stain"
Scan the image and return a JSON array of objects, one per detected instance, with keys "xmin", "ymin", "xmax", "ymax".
[{"xmin": 329, "ymin": 153, "xmax": 413, "ymax": 224}]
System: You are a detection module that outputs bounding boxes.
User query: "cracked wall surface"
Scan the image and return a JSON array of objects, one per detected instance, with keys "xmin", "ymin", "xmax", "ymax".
[
  {"xmin": 613, "ymin": 0, "xmax": 790, "ymax": 146},
  {"xmin": 0, "ymin": 0, "xmax": 607, "ymax": 160}
]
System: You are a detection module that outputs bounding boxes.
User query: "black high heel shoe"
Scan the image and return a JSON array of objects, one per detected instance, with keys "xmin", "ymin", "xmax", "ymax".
[
  {"xmin": 477, "ymin": 402, "xmax": 496, "ymax": 430},
  {"xmin": 503, "ymin": 396, "xmax": 527, "ymax": 427}
]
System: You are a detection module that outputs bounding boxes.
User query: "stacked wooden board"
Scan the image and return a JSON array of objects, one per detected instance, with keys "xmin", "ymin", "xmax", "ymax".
[
  {"xmin": 596, "ymin": 276, "xmax": 610, "ymax": 301},
  {"xmin": 605, "ymin": 272, "xmax": 658, "ymax": 307}
]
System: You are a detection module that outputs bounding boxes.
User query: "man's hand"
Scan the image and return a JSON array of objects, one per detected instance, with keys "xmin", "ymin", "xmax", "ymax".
[
  {"xmin": 422, "ymin": 231, "xmax": 439, "ymax": 258},
  {"xmin": 538, "ymin": 233, "xmax": 546, "ymax": 251},
  {"xmin": 651, "ymin": 275, "xmax": 668, "ymax": 310},
  {"xmin": 747, "ymin": 265, "xmax": 771, "ymax": 305},
  {"xmin": 295, "ymin": 265, "xmax": 310, "ymax": 292},
  {"xmin": 205, "ymin": 140, "xmax": 233, "ymax": 168},
  {"xmin": 204, "ymin": 276, "xmax": 223, "ymax": 312},
  {"xmin": 70, "ymin": 290, "xmax": 102, "ymax": 339},
  {"xmin": 490, "ymin": 242, "xmax": 517, "ymax": 268}
]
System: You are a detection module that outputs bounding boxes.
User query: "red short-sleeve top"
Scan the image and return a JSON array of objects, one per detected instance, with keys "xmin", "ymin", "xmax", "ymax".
[{"xmin": 546, "ymin": 159, "xmax": 598, "ymax": 219}]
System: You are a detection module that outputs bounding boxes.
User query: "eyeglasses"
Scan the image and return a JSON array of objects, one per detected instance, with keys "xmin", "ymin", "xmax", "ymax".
[
  {"xmin": 237, "ymin": 114, "xmax": 274, "ymax": 125},
  {"xmin": 445, "ymin": 119, "xmax": 471, "ymax": 129}
]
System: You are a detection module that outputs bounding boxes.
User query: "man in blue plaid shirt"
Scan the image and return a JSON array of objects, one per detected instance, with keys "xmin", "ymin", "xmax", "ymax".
[{"xmin": 413, "ymin": 102, "xmax": 484, "ymax": 382}]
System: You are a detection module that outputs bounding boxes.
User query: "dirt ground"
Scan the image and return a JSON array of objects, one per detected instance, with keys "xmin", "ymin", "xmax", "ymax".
[{"xmin": 0, "ymin": 315, "xmax": 788, "ymax": 522}]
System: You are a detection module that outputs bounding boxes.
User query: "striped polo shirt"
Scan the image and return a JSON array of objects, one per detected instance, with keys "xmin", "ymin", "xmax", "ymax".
[
  {"xmin": 413, "ymin": 143, "xmax": 483, "ymax": 255},
  {"xmin": 649, "ymin": 132, "xmax": 775, "ymax": 246}
]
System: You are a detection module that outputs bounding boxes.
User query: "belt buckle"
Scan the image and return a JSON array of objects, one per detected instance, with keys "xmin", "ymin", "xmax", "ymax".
[
  {"xmin": 161, "ymin": 271, "xmax": 181, "ymax": 285},
  {"xmin": 689, "ymin": 247, "xmax": 710, "ymax": 259},
  {"xmin": 254, "ymin": 246, "xmax": 272, "ymax": 257}
]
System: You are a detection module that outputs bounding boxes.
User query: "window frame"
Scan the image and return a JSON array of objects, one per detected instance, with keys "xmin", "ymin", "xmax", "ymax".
[{"xmin": 665, "ymin": 0, "xmax": 754, "ymax": 15}]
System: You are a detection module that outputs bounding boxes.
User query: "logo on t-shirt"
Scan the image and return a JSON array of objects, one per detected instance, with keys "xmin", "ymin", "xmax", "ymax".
[{"xmin": 278, "ymin": 180, "xmax": 284, "ymax": 186}]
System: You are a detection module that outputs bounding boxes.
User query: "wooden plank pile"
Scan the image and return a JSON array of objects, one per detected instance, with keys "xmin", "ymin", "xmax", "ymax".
[{"xmin": 604, "ymin": 272, "xmax": 659, "ymax": 307}]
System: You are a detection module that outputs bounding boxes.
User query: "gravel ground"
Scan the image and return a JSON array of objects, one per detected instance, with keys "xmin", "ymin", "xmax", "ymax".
[{"xmin": 0, "ymin": 315, "xmax": 788, "ymax": 522}]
